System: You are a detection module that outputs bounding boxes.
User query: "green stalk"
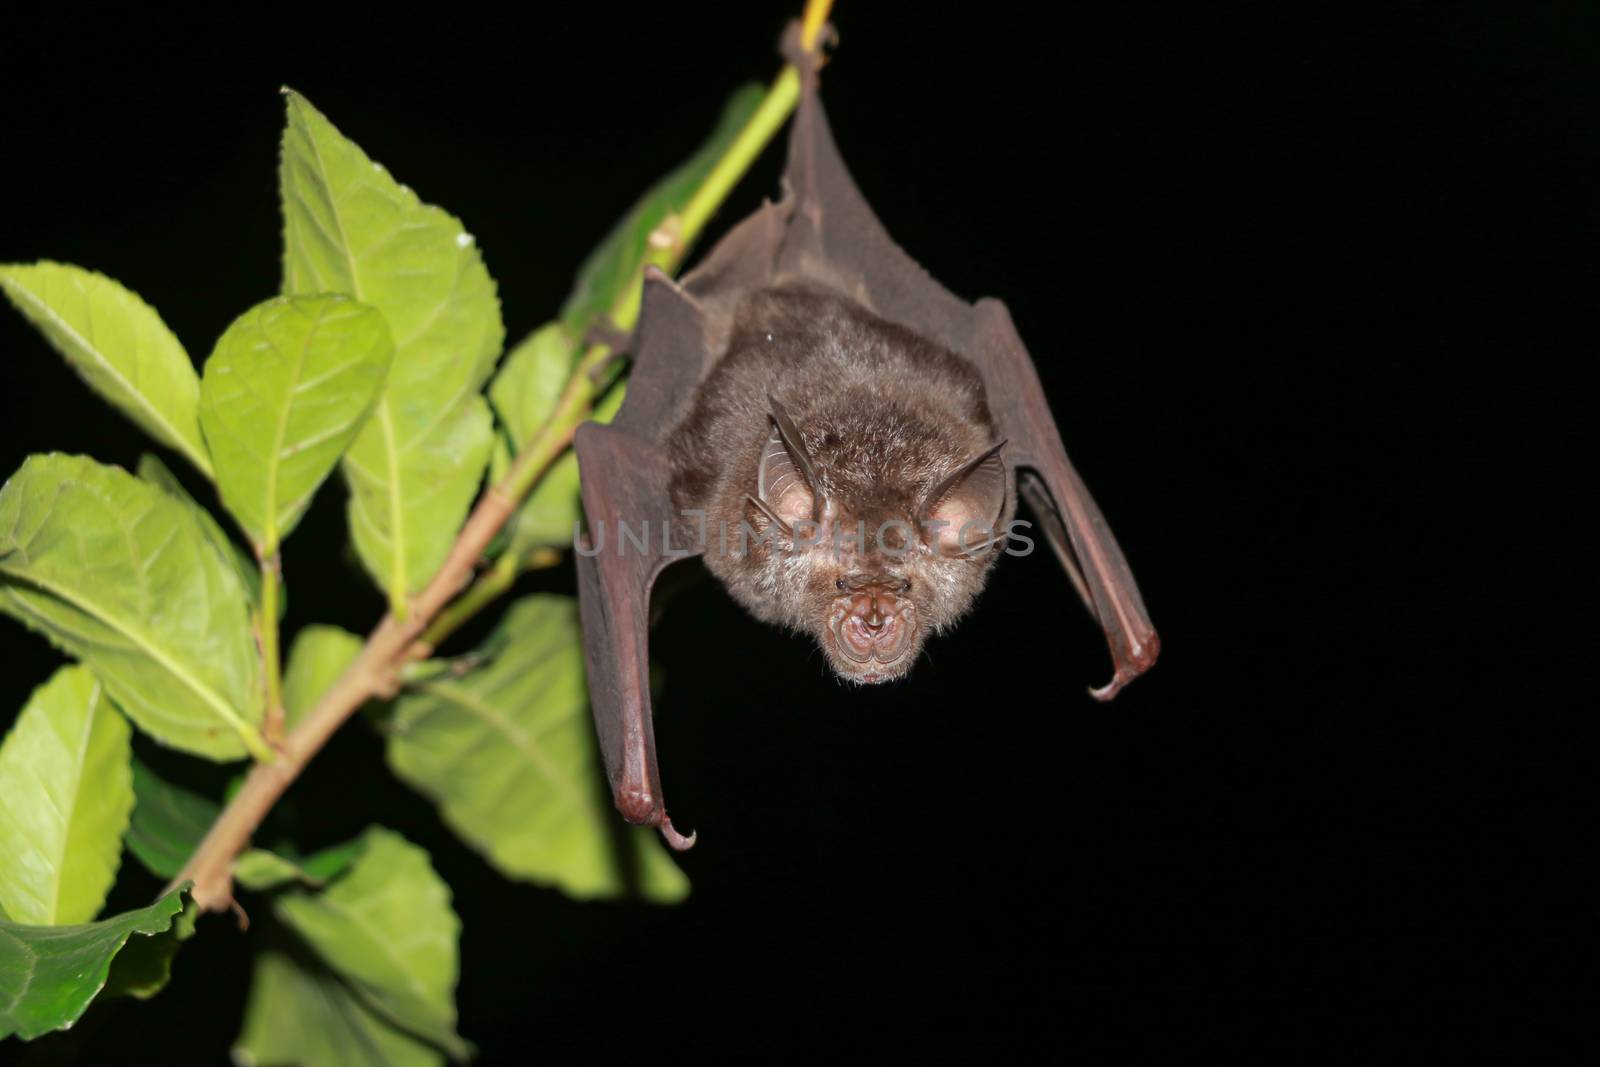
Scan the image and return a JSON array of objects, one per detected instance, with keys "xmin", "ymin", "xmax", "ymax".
[
  {"xmin": 417, "ymin": 547, "xmax": 560, "ymax": 653},
  {"xmin": 669, "ymin": 66, "xmax": 802, "ymax": 273},
  {"xmin": 259, "ymin": 553, "xmax": 284, "ymax": 748}
]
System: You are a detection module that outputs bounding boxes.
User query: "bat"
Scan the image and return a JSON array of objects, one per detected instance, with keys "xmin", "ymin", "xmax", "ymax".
[{"xmin": 574, "ymin": 34, "xmax": 1159, "ymax": 848}]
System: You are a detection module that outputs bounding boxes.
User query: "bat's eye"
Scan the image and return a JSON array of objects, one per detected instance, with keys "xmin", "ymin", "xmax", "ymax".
[{"xmin": 836, "ymin": 578, "xmax": 847, "ymax": 591}]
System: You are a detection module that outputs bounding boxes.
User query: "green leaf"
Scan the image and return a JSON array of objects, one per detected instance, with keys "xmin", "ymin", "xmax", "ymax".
[
  {"xmin": 136, "ymin": 453, "xmax": 265, "ymax": 612},
  {"xmin": 488, "ymin": 324, "xmax": 578, "ymax": 554},
  {"xmin": 488, "ymin": 328, "xmax": 625, "ymax": 557},
  {"xmin": 102, "ymin": 893, "xmax": 198, "ymax": 1001},
  {"xmin": 126, "ymin": 758, "xmax": 360, "ymax": 892},
  {"xmin": 0, "ymin": 262, "xmax": 212, "ymax": 478},
  {"xmin": 0, "ymin": 883, "xmax": 189, "ymax": 1041},
  {"xmin": 125, "ymin": 756, "xmax": 219, "ymax": 880},
  {"xmin": 0, "ymin": 666, "xmax": 133, "ymax": 925},
  {"xmin": 560, "ymin": 82, "xmax": 763, "ymax": 337},
  {"xmin": 0, "ymin": 454, "xmax": 267, "ymax": 761},
  {"xmin": 279, "ymin": 90, "xmax": 502, "ymax": 610},
  {"xmin": 282, "ymin": 624, "xmax": 363, "ymax": 733},
  {"xmin": 200, "ymin": 295, "xmax": 393, "ymax": 553},
  {"xmin": 291, "ymin": 839, "xmax": 364, "ymax": 883},
  {"xmin": 235, "ymin": 850, "xmax": 317, "ymax": 891},
  {"xmin": 389, "ymin": 595, "xmax": 688, "ymax": 903},
  {"xmin": 235, "ymin": 948, "xmax": 444, "ymax": 1067},
  {"xmin": 272, "ymin": 828, "xmax": 467, "ymax": 1060},
  {"xmin": 488, "ymin": 324, "xmax": 571, "ymax": 447},
  {"xmin": 235, "ymin": 838, "xmax": 360, "ymax": 892}
]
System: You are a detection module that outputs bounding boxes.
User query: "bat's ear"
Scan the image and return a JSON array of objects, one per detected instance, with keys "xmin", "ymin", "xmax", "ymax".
[
  {"xmin": 759, "ymin": 396, "xmax": 824, "ymax": 526},
  {"xmin": 921, "ymin": 441, "xmax": 1008, "ymax": 556}
]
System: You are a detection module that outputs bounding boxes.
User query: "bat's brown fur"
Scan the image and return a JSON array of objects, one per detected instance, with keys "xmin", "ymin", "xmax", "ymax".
[{"xmin": 668, "ymin": 284, "xmax": 1012, "ymax": 682}]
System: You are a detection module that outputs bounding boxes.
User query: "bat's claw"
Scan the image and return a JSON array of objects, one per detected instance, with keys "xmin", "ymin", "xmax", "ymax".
[
  {"xmin": 617, "ymin": 786, "xmax": 698, "ymax": 849},
  {"xmin": 1088, "ymin": 672, "xmax": 1133, "ymax": 703},
  {"xmin": 780, "ymin": 18, "xmax": 835, "ymax": 80},
  {"xmin": 658, "ymin": 817, "xmax": 698, "ymax": 851},
  {"xmin": 1088, "ymin": 633, "xmax": 1162, "ymax": 702}
]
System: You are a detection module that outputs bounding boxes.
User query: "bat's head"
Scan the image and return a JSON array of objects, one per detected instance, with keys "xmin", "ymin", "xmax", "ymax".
[{"xmin": 748, "ymin": 399, "xmax": 1009, "ymax": 684}]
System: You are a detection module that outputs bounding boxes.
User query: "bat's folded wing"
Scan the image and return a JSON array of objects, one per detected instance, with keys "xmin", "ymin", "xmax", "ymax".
[
  {"xmin": 576, "ymin": 273, "xmax": 711, "ymax": 849},
  {"xmin": 575, "ymin": 423, "xmax": 698, "ymax": 849},
  {"xmin": 971, "ymin": 299, "xmax": 1160, "ymax": 699}
]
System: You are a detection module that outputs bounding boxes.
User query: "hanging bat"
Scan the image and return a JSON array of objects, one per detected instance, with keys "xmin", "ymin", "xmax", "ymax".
[{"xmin": 575, "ymin": 36, "xmax": 1159, "ymax": 848}]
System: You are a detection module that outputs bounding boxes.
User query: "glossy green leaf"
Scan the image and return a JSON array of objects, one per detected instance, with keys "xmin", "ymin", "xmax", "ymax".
[
  {"xmin": 282, "ymin": 624, "xmax": 363, "ymax": 732},
  {"xmin": 125, "ymin": 756, "xmax": 219, "ymax": 880},
  {"xmin": 560, "ymin": 82, "xmax": 763, "ymax": 336},
  {"xmin": 0, "ymin": 884, "xmax": 188, "ymax": 1041},
  {"xmin": 272, "ymin": 828, "xmax": 467, "ymax": 1059},
  {"xmin": 0, "ymin": 454, "xmax": 266, "ymax": 761},
  {"xmin": 279, "ymin": 90, "xmax": 502, "ymax": 609},
  {"xmin": 389, "ymin": 596, "xmax": 688, "ymax": 903},
  {"xmin": 136, "ymin": 453, "xmax": 265, "ymax": 611},
  {"xmin": 235, "ymin": 948, "xmax": 444, "ymax": 1067},
  {"xmin": 0, "ymin": 666, "xmax": 133, "ymax": 925},
  {"xmin": 489, "ymin": 327, "xmax": 624, "ymax": 557},
  {"xmin": 200, "ymin": 295, "xmax": 393, "ymax": 553},
  {"xmin": 0, "ymin": 262, "xmax": 211, "ymax": 478}
]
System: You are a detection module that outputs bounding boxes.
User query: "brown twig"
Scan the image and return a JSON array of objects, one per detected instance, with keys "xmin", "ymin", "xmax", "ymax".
[{"xmin": 170, "ymin": 486, "xmax": 524, "ymax": 909}]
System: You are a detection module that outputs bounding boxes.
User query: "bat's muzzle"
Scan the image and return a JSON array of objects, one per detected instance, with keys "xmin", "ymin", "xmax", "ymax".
[{"xmin": 829, "ymin": 588, "xmax": 916, "ymax": 680}]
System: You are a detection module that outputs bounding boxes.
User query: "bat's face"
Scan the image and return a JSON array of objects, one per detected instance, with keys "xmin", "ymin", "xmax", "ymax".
[{"xmin": 748, "ymin": 401, "xmax": 1010, "ymax": 685}]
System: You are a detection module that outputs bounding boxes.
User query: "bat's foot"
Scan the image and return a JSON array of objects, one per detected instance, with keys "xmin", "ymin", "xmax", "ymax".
[
  {"xmin": 780, "ymin": 18, "xmax": 835, "ymax": 80},
  {"xmin": 584, "ymin": 317, "xmax": 632, "ymax": 358}
]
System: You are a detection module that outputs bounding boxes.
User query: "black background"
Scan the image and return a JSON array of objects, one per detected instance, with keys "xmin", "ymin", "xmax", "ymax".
[{"xmin": 2, "ymin": 2, "xmax": 1592, "ymax": 1061}]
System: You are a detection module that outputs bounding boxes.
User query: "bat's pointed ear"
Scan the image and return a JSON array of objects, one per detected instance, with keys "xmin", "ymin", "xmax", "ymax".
[
  {"xmin": 921, "ymin": 440, "xmax": 1008, "ymax": 556},
  {"xmin": 760, "ymin": 396, "xmax": 824, "ymax": 525}
]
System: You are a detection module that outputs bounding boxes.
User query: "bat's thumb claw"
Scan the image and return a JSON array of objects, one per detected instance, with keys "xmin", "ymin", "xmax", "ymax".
[
  {"xmin": 658, "ymin": 817, "xmax": 698, "ymax": 851},
  {"xmin": 1088, "ymin": 634, "xmax": 1162, "ymax": 702},
  {"xmin": 1088, "ymin": 674, "xmax": 1131, "ymax": 702}
]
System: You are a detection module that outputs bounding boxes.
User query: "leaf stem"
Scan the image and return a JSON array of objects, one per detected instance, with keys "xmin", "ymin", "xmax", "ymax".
[
  {"xmin": 259, "ymin": 553, "xmax": 284, "ymax": 746},
  {"xmin": 168, "ymin": 2, "xmax": 835, "ymax": 911},
  {"xmin": 672, "ymin": 68, "xmax": 801, "ymax": 268}
]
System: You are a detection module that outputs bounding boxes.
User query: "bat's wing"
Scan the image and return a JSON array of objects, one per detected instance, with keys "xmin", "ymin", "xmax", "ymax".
[
  {"xmin": 575, "ymin": 273, "xmax": 713, "ymax": 849},
  {"xmin": 970, "ymin": 299, "xmax": 1160, "ymax": 699},
  {"xmin": 751, "ymin": 61, "xmax": 1161, "ymax": 698}
]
